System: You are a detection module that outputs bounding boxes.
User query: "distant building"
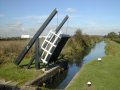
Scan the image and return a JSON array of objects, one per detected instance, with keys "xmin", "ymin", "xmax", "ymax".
[
  {"xmin": 39, "ymin": 36, "xmax": 47, "ymax": 38},
  {"xmin": 21, "ymin": 35, "xmax": 30, "ymax": 39},
  {"xmin": 21, "ymin": 35, "xmax": 47, "ymax": 39}
]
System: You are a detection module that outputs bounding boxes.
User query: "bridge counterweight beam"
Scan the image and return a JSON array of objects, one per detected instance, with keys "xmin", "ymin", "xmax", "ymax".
[{"xmin": 14, "ymin": 9, "xmax": 58, "ymax": 65}]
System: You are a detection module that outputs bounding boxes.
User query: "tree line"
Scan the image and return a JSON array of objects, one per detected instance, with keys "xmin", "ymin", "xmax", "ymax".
[{"xmin": 105, "ymin": 32, "xmax": 120, "ymax": 43}]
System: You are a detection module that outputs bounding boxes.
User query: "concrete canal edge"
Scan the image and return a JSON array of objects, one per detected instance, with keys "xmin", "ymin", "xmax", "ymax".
[
  {"xmin": 21, "ymin": 60, "xmax": 68, "ymax": 90},
  {"xmin": 0, "ymin": 60, "xmax": 68, "ymax": 90},
  {"xmin": 65, "ymin": 71, "xmax": 79, "ymax": 90},
  {"xmin": 25, "ymin": 66, "xmax": 61, "ymax": 85},
  {"xmin": 0, "ymin": 79, "xmax": 20, "ymax": 90}
]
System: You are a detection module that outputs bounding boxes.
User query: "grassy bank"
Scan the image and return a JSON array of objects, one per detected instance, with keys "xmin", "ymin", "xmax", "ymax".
[
  {"xmin": 0, "ymin": 40, "xmax": 43, "ymax": 85},
  {"xmin": 66, "ymin": 40, "xmax": 120, "ymax": 90},
  {"xmin": 61, "ymin": 30, "xmax": 102, "ymax": 61},
  {"xmin": 0, "ymin": 62, "xmax": 43, "ymax": 85}
]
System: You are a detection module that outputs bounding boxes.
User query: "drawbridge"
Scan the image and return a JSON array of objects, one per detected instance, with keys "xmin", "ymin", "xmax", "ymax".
[{"xmin": 14, "ymin": 9, "xmax": 70, "ymax": 69}]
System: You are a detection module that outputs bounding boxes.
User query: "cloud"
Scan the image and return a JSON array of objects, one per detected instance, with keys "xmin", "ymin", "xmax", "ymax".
[
  {"xmin": 65, "ymin": 8, "xmax": 80, "ymax": 19},
  {"xmin": 24, "ymin": 15, "xmax": 48, "ymax": 20},
  {"xmin": 0, "ymin": 14, "xmax": 4, "ymax": 17},
  {"xmin": 0, "ymin": 21, "xmax": 31, "ymax": 37},
  {"xmin": 1, "ymin": 22, "xmax": 120, "ymax": 37},
  {"xmin": 66, "ymin": 8, "xmax": 77, "ymax": 14},
  {"xmin": 80, "ymin": 21, "xmax": 120, "ymax": 35},
  {"xmin": 15, "ymin": 15, "xmax": 48, "ymax": 20},
  {"xmin": 7, "ymin": 22, "xmax": 25, "ymax": 31}
]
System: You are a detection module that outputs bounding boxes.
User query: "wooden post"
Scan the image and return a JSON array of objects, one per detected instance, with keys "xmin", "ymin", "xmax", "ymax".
[{"xmin": 35, "ymin": 38, "xmax": 40, "ymax": 69}]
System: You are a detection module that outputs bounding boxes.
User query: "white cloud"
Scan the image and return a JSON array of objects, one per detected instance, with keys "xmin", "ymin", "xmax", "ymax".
[
  {"xmin": 1, "ymin": 22, "xmax": 120, "ymax": 37},
  {"xmin": 0, "ymin": 14, "xmax": 4, "ymax": 17},
  {"xmin": 7, "ymin": 22, "xmax": 25, "ymax": 31},
  {"xmin": 24, "ymin": 15, "xmax": 48, "ymax": 20},
  {"xmin": 81, "ymin": 23, "xmax": 120, "ymax": 35},
  {"xmin": 15, "ymin": 15, "xmax": 48, "ymax": 20},
  {"xmin": 66, "ymin": 8, "xmax": 77, "ymax": 14}
]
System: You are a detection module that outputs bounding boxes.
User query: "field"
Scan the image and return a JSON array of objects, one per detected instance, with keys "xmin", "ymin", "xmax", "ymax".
[
  {"xmin": 0, "ymin": 39, "xmax": 43, "ymax": 85},
  {"xmin": 66, "ymin": 40, "xmax": 120, "ymax": 90},
  {"xmin": 0, "ymin": 39, "xmax": 35, "ymax": 64}
]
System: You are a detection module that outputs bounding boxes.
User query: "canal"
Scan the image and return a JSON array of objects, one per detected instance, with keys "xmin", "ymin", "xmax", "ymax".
[{"xmin": 46, "ymin": 41, "xmax": 106, "ymax": 89}]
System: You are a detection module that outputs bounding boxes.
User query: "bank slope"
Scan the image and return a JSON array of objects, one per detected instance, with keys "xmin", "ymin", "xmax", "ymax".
[{"xmin": 66, "ymin": 40, "xmax": 120, "ymax": 90}]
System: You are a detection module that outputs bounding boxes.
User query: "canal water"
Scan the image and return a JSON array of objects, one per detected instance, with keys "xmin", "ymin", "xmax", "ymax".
[{"xmin": 56, "ymin": 41, "xmax": 106, "ymax": 89}]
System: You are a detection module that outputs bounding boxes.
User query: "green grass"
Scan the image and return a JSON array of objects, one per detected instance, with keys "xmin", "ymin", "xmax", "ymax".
[
  {"xmin": 0, "ymin": 40, "xmax": 45, "ymax": 86},
  {"xmin": 66, "ymin": 40, "xmax": 120, "ymax": 90},
  {"xmin": 0, "ymin": 59, "xmax": 43, "ymax": 86},
  {"xmin": 61, "ymin": 34, "xmax": 102, "ymax": 60}
]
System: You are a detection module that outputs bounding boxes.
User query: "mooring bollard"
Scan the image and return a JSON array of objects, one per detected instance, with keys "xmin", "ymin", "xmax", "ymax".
[
  {"xmin": 86, "ymin": 81, "xmax": 92, "ymax": 90},
  {"xmin": 98, "ymin": 58, "xmax": 102, "ymax": 63},
  {"xmin": 87, "ymin": 81, "xmax": 92, "ymax": 86}
]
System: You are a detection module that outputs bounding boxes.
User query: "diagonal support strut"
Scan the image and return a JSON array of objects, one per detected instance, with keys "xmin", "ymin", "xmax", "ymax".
[{"xmin": 14, "ymin": 9, "xmax": 58, "ymax": 65}]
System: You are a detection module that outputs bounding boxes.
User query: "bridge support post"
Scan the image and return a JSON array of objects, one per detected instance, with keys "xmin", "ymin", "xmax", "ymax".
[
  {"xmin": 27, "ymin": 38, "xmax": 40, "ymax": 69},
  {"xmin": 35, "ymin": 38, "xmax": 40, "ymax": 69}
]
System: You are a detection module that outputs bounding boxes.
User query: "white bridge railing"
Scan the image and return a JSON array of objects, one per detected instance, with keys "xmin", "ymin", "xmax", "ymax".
[{"xmin": 41, "ymin": 30, "xmax": 62, "ymax": 64}]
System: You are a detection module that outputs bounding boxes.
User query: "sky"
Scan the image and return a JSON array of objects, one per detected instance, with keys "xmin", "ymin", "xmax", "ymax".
[{"xmin": 0, "ymin": 0, "xmax": 120, "ymax": 37}]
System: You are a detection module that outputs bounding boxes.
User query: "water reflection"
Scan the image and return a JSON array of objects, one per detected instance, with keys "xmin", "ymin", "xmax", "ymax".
[
  {"xmin": 44, "ymin": 69, "xmax": 68, "ymax": 89},
  {"xmin": 83, "ymin": 41, "xmax": 106, "ymax": 64}
]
